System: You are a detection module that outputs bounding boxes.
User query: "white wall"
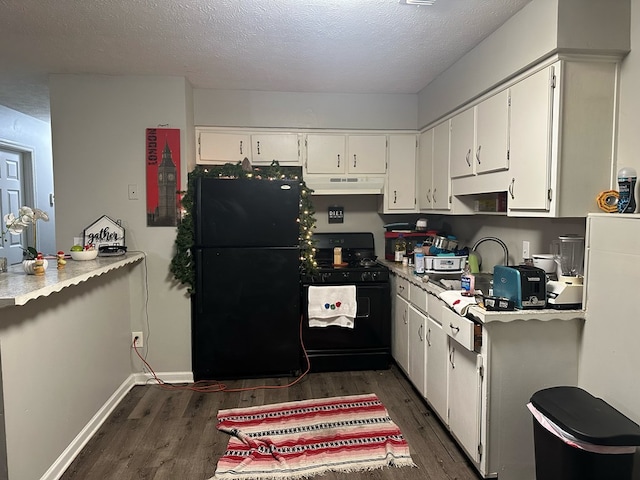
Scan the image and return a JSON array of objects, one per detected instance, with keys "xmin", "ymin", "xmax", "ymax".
[
  {"xmin": 1, "ymin": 265, "xmax": 136, "ymax": 480},
  {"xmin": 417, "ymin": 0, "xmax": 630, "ymax": 129},
  {"xmin": 194, "ymin": 90, "xmax": 418, "ymax": 130},
  {"xmin": 0, "ymin": 105, "xmax": 55, "ymax": 256},
  {"xmin": 49, "ymin": 75, "xmax": 193, "ymax": 373}
]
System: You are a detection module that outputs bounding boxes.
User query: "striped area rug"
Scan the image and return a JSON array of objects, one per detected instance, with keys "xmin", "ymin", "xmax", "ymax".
[{"xmin": 212, "ymin": 393, "xmax": 416, "ymax": 479}]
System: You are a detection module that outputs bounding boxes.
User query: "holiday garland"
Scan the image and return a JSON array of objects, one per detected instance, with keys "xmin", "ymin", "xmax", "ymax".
[{"xmin": 170, "ymin": 161, "xmax": 317, "ymax": 293}]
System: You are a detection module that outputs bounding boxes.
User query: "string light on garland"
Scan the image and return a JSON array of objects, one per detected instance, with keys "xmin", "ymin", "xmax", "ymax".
[{"xmin": 170, "ymin": 160, "xmax": 317, "ymax": 294}]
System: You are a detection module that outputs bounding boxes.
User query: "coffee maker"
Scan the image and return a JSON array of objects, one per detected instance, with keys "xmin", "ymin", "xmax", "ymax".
[{"xmin": 546, "ymin": 234, "xmax": 584, "ymax": 308}]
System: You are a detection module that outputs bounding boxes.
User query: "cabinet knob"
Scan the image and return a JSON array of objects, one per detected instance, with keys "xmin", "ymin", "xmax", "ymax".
[
  {"xmin": 508, "ymin": 178, "xmax": 515, "ymax": 199},
  {"xmin": 465, "ymin": 149, "xmax": 471, "ymax": 167},
  {"xmin": 353, "ymin": 154, "xmax": 357, "ymax": 168},
  {"xmin": 256, "ymin": 141, "xmax": 261, "ymax": 155},
  {"xmin": 337, "ymin": 154, "xmax": 341, "ymax": 168},
  {"xmin": 476, "ymin": 145, "xmax": 481, "ymax": 164}
]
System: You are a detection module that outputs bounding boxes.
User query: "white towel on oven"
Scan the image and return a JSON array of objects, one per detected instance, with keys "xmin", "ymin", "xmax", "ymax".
[{"xmin": 307, "ymin": 285, "xmax": 357, "ymax": 329}]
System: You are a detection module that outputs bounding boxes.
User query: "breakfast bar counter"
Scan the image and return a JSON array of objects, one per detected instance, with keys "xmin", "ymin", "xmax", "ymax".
[{"xmin": 0, "ymin": 253, "xmax": 145, "ymax": 309}]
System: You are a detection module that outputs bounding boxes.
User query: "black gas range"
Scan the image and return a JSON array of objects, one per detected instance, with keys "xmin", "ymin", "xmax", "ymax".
[
  {"xmin": 301, "ymin": 232, "xmax": 391, "ymax": 372},
  {"xmin": 302, "ymin": 232, "xmax": 389, "ymax": 284}
]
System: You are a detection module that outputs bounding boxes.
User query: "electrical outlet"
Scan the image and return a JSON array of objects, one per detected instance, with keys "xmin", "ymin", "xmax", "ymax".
[
  {"xmin": 522, "ymin": 240, "xmax": 531, "ymax": 260},
  {"xmin": 132, "ymin": 331, "xmax": 143, "ymax": 348}
]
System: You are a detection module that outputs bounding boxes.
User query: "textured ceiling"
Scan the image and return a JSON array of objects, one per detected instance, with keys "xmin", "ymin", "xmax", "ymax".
[{"xmin": 0, "ymin": 0, "xmax": 531, "ymax": 122}]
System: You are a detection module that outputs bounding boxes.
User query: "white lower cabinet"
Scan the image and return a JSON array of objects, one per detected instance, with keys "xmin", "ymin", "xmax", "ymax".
[
  {"xmin": 389, "ymin": 269, "xmax": 583, "ymax": 480},
  {"xmin": 425, "ymin": 296, "xmax": 448, "ymax": 423},
  {"xmin": 448, "ymin": 338, "xmax": 483, "ymax": 464},
  {"xmin": 392, "ymin": 294, "xmax": 410, "ymax": 375},
  {"xmin": 408, "ymin": 305, "xmax": 426, "ymax": 396}
]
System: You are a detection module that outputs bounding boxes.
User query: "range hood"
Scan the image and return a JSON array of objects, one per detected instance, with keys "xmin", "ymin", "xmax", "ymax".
[{"xmin": 304, "ymin": 176, "xmax": 385, "ymax": 195}]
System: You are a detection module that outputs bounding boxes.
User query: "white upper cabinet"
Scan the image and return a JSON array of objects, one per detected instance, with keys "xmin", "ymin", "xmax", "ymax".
[
  {"xmin": 450, "ymin": 91, "xmax": 510, "ymax": 179},
  {"xmin": 508, "ymin": 65, "xmax": 554, "ymax": 212},
  {"xmin": 384, "ymin": 134, "xmax": 417, "ymax": 213},
  {"xmin": 418, "ymin": 123, "xmax": 451, "ymax": 212},
  {"xmin": 417, "ymin": 129, "xmax": 434, "ymax": 210},
  {"xmin": 197, "ymin": 131, "xmax": 251, "ymax": 164},
  {"xmin": 475, "ymin": 89, "xmax": 510, "ymax": 175},
  {"xmin": 196, "ymin": 130, "xmax": 302, "ymax": 166},
  {"xmin": 449, "ymin": 107, "xmax": 475, "ymax": 179},
  {"xmin": 305, "ymin": 134, "xmax": 387, "ymax": 176},
  {"xmin": 450, "ymin": 56, "xmax": 617, "ymax": 217},
  {"xmin": 305, "ymin": 134, "xmax": 347, "ymax": 174},
  {"xmin": 347, "ymin": 135, "xmax": 387, "ymax": 175},
  {"xmin": 432, "ymin": 121, "xmax": 451, "ymax": 211},
  {"xmin": 251, "ymin": 133, "xmax": 301, "ymax": 165}
]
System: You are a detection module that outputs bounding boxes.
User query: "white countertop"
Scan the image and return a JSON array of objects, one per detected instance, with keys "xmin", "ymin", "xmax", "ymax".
[
  {"xmin": 0, "ymin": 253, "xmax": 145, "ymax": 309},
  {"xmin": 381, "ymin": 260, "xmax": 585, "ymax": 324}
]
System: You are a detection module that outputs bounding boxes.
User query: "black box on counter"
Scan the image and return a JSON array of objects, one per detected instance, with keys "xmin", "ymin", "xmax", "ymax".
[{"xmin": 483, "ymin": 296, "xmax": 515, "ymax": 311}]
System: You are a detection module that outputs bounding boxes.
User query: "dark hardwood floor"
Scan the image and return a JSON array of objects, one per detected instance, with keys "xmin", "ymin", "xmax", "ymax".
[{"xmin": 60, "ymin": 365, "xmax": 482, "ymax": 480}]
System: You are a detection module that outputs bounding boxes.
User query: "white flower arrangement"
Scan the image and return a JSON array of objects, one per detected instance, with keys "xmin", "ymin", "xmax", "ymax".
[{"xmin": 2, "ymin": 206, "xmax": 50, "ymax": 259}]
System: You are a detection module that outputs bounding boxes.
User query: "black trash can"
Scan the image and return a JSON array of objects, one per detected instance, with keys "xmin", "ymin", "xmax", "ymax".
[{"xmin": 529, "ymin": 386, "xmax": 640, "ymax": 480}]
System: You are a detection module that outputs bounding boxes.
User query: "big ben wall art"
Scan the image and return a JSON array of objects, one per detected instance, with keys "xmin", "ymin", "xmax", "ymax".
[{"xmin": 146, "ymin": 128, "xmax": 181, "ymax": 227}]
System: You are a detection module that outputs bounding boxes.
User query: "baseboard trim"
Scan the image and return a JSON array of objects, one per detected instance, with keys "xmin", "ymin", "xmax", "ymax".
[
  {"xmin": 41, "ymin": 371, "xmax": 194, "ymax": 480},
  {"xmin": 132, "ymin": 371, "xmax": 195, "ymax": 385}
]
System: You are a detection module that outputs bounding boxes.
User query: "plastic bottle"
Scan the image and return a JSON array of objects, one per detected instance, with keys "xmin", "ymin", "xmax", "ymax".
[
  {"xmin": 617, "ymin": 167, "xmax": 637, "ymax": 213},
  {"xmin": 394, "ymin": 234, "xmax": 407, "ymax": 263},
  {"xmin": 461, "ymin": 260, "xmax": 475, "ymax": 296},
  {"xmin": 414, "ymin": 243, "xmax": 425, "ymax": 274}
]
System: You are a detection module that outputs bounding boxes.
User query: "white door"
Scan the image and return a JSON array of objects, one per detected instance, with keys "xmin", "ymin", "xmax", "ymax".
[
  {"xmin": 476, "ymin": 89, "xmax": 510, "ymax": 174},
  {"xmin": 251, "ymin": 133, "xmax": 300, "ymax": 165},
  {"xmin": 386, "ymin": 134, "xmax": 416, "ymax": 211},
  {"xmin": 432, "ymin": 121, "xmax": 451, "ymax": 211},
  {"xmin": 448, "ymin": 339, "xmax": 482, "ymax": 463},
  {"xmin": 0, "ymin": 148, "xmax": 26, "ymax": 265},
  {"xmin": 305, "ymin": 134, "xmax": 347, "ymax": 174},
  {"xmin": 449, "ymin": 108, "xmax": 475, "ymax": 179},
  {"xmin": 392, "ymin": 295, "xmax": 410, "ymax": 374},
  {"xmin": 198, "ymin": 132, "xmax": 252, "ymax": 164},
  {"xmin": 417, "ymin": 129, "xmax": 434, "ymax": 210},
  {"xmin": 426, "ymin": 301, "xmax": 448, "ymax": 422},
  {"xmin": 508, "ymin": 64, "xmax": 555, "ymax": 211},
  {"xmin": 408, "ymin": 305, "xmax": 427, "ymax": 396},
  {"xmin": 347, "ymin": 135, "xmax": 387, "ymax": 174}
]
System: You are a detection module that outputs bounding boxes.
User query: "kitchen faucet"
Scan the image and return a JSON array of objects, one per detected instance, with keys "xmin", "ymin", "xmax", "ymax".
[{"xmin": 471, "ymin": 237, "xmax": 509, "ymax": 267}]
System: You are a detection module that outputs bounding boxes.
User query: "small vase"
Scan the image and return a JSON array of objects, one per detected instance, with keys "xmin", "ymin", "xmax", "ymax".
[{"xmin": 23, "ymin": 259, "xmax": 48, "ymax": 275}]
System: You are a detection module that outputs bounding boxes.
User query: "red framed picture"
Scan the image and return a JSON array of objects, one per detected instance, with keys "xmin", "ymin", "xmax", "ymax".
[{"xmin": 146, "ymin": 128, "xmax": 181, "ymax": 227}]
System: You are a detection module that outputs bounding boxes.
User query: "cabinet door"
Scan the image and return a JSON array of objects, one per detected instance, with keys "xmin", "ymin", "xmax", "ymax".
[
  {"xmin": 392, "ymin": 295, "xmax": 410, "ymax": 374},
  {"xmin": 198, "ymin": 132, "xmax": 251, "ymax": 164},
  {"xmin": 448, "ymin": 339, "xmax": 482, "ymax": 463},
  {"xmin": 386, "ymin": 134, "xmax": 417, "ymax": 211},
  {"xmin": 432, "ymin": 121, "xmax": 451, "ymax": 211},
  {"xmin": 426, "ymin": 301, "xmax": 448, "ymax": 423},
  {"xmin": 347, "ymin": 135, "xmax": 387, "ymax": 174},
  {"xmin": 305, "ymin": 134, "xmax": 347, "ymax": 174},
  {"xmin": 450, "ymin": 108, "xmax": 475, "ymax": 179},
  {"xmin": 417, "ymin": 129, "xmax": 434, "ymax": 210},
  {"xmin": 476, "ymin": 89, "xmax": 510, "ymax": 174},
  {"xmin": 408, "ymin": 305, "xmax": 427, "ymax": 397},
  {"xmin": 252, "ymin": 133, "xmax": 300, "ymax": 165},
  {"xmin": 508, "ymin": 65, "xmax": 555, "ymax": 211}
]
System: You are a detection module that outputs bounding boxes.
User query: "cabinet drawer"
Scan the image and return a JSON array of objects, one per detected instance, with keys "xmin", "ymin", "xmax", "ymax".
[
  {"xmin": 442, "ymin": 306, "xmax": 478, "ymax": 352},
  {"xmin": 396, "ymin": 277, "xmax": 409, "ymax": 300},
  {"xmin": 409, "ymin": 283, "xmax": 428, "ymax": 313}
]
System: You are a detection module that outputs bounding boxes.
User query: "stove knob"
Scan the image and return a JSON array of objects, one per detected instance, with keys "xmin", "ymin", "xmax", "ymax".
[
  {"xmin": 342, "ymin": 272, "xmax": 350, "ymax": 280},
  {"xmin": 362, "ymin": 271, "xmax": 373, "ymax": 281}
]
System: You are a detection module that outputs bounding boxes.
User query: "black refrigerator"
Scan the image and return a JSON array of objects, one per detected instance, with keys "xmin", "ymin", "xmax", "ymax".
[{"xmin": 192, "ymin": 177, "xmax": 301, "ymax": 380}]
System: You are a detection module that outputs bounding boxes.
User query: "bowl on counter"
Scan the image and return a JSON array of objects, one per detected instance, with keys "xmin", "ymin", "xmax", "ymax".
[{"xmin": 70, "ymin": 249, "xmax": 98, "ymax": 261}]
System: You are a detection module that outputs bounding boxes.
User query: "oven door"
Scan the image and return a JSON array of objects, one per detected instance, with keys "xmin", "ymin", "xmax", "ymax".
[{"xmin": 301, "ymin": 283, "xmax": 391, "ymax": 369}]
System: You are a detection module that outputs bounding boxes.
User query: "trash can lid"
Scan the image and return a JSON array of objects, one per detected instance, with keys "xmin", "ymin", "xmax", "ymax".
[{"xmin": 531, "ymin": 386, "xmax": 640, "ymax": 446}]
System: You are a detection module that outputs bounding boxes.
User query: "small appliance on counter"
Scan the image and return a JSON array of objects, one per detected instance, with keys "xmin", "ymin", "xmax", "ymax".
[
  {"xmin": 546, "ymin": 234, "xmax": 585, "ymax": 309},
  {"xmin": 493, "ymin": 265, "xmax": 547, "ymax": 309}
]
